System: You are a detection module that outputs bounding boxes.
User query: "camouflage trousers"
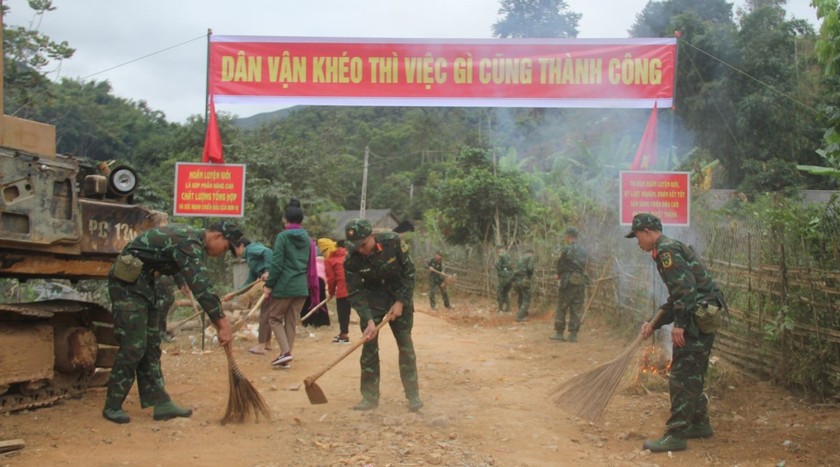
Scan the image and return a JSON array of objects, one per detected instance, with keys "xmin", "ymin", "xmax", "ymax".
[
  {"xmin": 104, "ymin": 273, "xmax": 171, "ymax": 411},
  {"xmin": 666, "ymin": 330, "xmax": 716, "ymax": 433},
  {"xmin": 359, "ymin": 310, "xmax": 419, "ymax": 402},
  {"xmin": 513, "ymin": 278, "xmax": 532, "ymax": 320},
  {"xmin": 555, "ymin": 284, "xmax": 585, "ymax": 334},
  {"xmin": 496, "ymin": 277, "xmax": 513, "ymax": 312},
  {"xmin": 429, "ymin": 281, "xmax": 450, "ymax": 309}
]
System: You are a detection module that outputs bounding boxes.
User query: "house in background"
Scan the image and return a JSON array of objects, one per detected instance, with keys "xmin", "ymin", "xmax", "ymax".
[{"xmin": 323, "ymin": 209, "xmax": 401, "ymax": 239}]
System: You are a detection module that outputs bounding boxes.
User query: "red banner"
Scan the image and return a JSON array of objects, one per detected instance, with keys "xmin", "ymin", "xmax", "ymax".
[
  {"xmin": 173, "ymin": 163, "xmax": 246, "ymax": 218},
  {"xmin": 620, "ymin": 171, "xmax": 690, "ymax": 226},
  {"xmin": 209, "ymin": 36, "xmax": 675, "ymax": 108}
]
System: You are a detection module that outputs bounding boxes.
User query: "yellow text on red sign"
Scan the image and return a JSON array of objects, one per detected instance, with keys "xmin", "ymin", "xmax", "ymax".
[
  {"xmin": 620, "ymin": 171, "xmax": 690, "ymax": 226},
  {"xmin": 173, "ymin": 163, "xmax": 246, "ymax": 218}
]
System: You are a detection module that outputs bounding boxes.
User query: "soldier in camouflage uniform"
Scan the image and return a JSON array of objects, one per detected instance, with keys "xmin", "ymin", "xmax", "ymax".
[
  {"xmin": 426, "ymin": 251, "xmax": 451, "ymax": 309},
  {"xmin": 552, "ymin": 227, "xmax": 588, "ymax": 342},
  {"xmin": 344, "ymin": 218, "xmax": 422, "ymax": 412},
  {"xmin": 102, "ymin": 222, "xmax": 241, "ymax": 424},
  {"xmin": 626, "ymin": 213, "xmax": 723, "ymax": 453},
  {"xmin": 154, "ymin": 274, "xmax": 184, "ymax": 342},
  {"xmin": 495, "ymin": 245, "xmax": 514, "ymax": 313},
  {"xmin": 513, "ymin": 248, "xmax": 536, "ymax": 322}
]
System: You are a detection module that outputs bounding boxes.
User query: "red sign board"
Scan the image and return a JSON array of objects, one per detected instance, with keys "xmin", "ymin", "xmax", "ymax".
[
  {"xmin": 209, "ymin": 36, "xmax": 675, "ymax": 109},
  {"xmin": 173, "ymin": 163, "xmax": 246, "ymax": 217},
  {"xmin": 620, "ymin": 171, "xmax": 690, "ymax": 226}
]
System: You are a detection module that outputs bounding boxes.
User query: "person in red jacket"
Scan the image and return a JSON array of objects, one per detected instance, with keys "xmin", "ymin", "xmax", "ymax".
[{"xmin": 318, "ymin": 237, "xmax": 350, "ymax": 343}]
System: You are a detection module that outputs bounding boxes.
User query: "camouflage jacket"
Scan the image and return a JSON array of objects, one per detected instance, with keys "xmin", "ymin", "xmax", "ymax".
[
  {"xmin": 123, "ymin": 224, "xmax": 223, "ymax": 322},
  {"xmin": 345, "ymin": 231, "xmax": 415, "ymax": 322},
  {"xmin": 556, "ymin": 242, "xmax": 587, "ymax": 287},
  {"xmin": 427, "ymin": 257, "xmax": 445, "ymax": 284},
  {"xmin": 653, "ymin": 235, "xmax": 721, "ymax": 331},
  {"xmin": 514, "ymin": 253, "xmax": 535, "ymax": 281},
  {"xmin": 495, "ymin": 252, "xmax": 514, "ymax": 280}
]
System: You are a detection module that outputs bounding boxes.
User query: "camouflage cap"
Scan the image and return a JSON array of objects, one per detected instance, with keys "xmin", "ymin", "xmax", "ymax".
[
  {"xmin": 624, "ymin": 213, "xmax": 662, "ymax": 238},
  {"xmin": 345, "ymin": 218, "xmax": 373, "ymax": 243},
  {"xmin": 564, "ymin": 226, "xmax": 580, "ymax": 237},
  {"xmin": 208, "ymin": 221, "xmax": 244, "ymax": 253}
]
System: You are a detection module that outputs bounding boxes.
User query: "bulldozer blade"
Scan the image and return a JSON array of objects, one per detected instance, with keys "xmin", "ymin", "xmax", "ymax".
[{"xmin": 304, "ymin": 378, "xmax": 328, "ymax": 404}]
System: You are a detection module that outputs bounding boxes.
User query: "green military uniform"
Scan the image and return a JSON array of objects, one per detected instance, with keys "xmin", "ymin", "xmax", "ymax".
[
  {"xmin": 426, "ymin": 255, "xmax": 450, "ymax": 309},
  {"xmin": 626, "ymin": 213, "xmax": 723, "ymax": 452},
  {"xmin": 495, "ymin": 248, "xmax": 514, "ymax": 313},
  {"xmin": 104, "ymin": 224, "xmax": 234, "ymax": 418},
  {"xmin": 344, "ymin": 219, "xmax": 421, "ymax": 410},
  {"xmin": 555, "ymin": 231, "xmax": 587, "ymax": 341},
  {"xmin": 651, "ymin": 234, "xmax": 720, "ymax": 438},
  {"xmin": 513, "ymin": 251, "xmax": 535, "ymax": 321},
  {"xmin": 154, "ymin": 275, "xmax": 179, "ymax": 339}
]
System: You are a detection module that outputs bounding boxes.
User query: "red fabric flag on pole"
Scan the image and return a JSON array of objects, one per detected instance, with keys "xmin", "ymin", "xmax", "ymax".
[
  {"xmin": 630, "ymin": 103, "xmax": 658, "ymax": 170},
  {"xmin": 202, "ymin": 96, "xmax": 224, "ymax": 163}
]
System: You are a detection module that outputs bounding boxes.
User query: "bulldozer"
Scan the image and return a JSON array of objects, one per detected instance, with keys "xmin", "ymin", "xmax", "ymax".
[{"xmin": 0, "ymin": 18, "xmax": 167, "ymax": 412}]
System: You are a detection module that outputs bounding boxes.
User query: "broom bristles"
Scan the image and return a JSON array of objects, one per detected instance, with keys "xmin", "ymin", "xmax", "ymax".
[
  {"xmin": 222, "ymin": 352, "xmax": 272, "ymax": 425},
  {"xmin": 551, "ymin": 336, "xmax": 644, "ymax": 422}
]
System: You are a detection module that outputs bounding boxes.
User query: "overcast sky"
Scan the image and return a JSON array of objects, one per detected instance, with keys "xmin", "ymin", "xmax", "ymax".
[{"xmin": 4, "ymin": 0, "xmax": 819, "ymax": 123}]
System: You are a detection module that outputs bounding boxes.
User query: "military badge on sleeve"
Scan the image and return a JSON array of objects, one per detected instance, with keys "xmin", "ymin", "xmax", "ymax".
[{"xmin": 660, "ymin": 251, "xmax": 673, "ymax": 268}]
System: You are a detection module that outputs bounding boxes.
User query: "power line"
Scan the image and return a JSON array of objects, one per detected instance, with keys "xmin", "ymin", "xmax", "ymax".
[
  {"xmin": 680, "ymin": 38, "xmax": 820, "ymax": 115},
  {"xmin": 79, "ymin": 33, "xmax": 206, "ymax": 81}
]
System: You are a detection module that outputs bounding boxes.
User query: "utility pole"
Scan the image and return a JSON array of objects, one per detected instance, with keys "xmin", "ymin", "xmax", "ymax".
[{"xmin": 360, "ymin": 145, "xmax": 369, "ymax": 218}]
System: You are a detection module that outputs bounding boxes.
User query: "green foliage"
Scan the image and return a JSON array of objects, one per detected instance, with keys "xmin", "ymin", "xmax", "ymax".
[
  {"xmin": 739, "ymin": 158, "xmax": 804, "ymax": 197},
  {"xmin": 426, "ymin": 147, "xmax": 534, "ymax": 246},
  {"xmin": 1, "ymin": 0, "xmax": 74, "ymax": 118},
  {"xmin": 632, "ymin": 0, "xmax": 824, "ymax": 188},
  {"xmin": 492, "ymin": 0, "xmax": 581, "ymax": 38}
]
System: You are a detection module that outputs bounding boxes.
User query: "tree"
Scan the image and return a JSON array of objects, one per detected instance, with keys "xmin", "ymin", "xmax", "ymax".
[
  {"xmin": 2, "ymin": 0, "xmax": 74, "ymax": 118},
  {"xmin": 492, "ymin": 0, "xmax": 581, "ymax": 38},
  {"xmin": 631, "ymin": 0, "xmax": 823, "ymax": 188},
  {"xmin": 804, "ymin": 0, "xmax": 840, "ymax": 179},
  {"xmin": 426, "ymin": 147, "xmax": 533, "ymax": 246}
]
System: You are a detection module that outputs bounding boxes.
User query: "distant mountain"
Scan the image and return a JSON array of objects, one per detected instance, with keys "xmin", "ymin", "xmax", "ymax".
[{"xmin": 234, "ymin": 106, "xmax": 301, "ymax": 130}]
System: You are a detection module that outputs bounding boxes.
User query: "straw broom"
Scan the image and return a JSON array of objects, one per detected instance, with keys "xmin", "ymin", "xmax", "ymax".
[
  {"xmin": 551, "ymin": 309, "xmax": 664, "ymax": 422},
  {"xmin": 221, "ymin": 342, "xmax": 272, "ymax": 425},
  {"xmin": 189, "ymin": 297, "xmax": 271, "ymax": 424}
]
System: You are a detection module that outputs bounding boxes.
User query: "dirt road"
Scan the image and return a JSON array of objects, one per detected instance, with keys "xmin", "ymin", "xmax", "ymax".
[{"xmin": 1, "ymin": 296, "xmax": 838, "ymax": 466}]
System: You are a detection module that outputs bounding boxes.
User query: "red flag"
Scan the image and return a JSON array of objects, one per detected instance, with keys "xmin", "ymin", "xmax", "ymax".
[
  {"xmin": 630, "ymin": 104, "xmax": 658, "ymax": 170},
  {"xmin": 202, "ymin": 97, "xmax": 224, "ymax": 163}
]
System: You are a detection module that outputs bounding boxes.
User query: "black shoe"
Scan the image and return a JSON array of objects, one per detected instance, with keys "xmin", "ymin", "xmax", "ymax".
[
  {"xmin": 353, "ymin": 399, "xmax": 379, "ymax": 411},
  {"xmin": 102, "ymin": 407, "xmax": 131, "ymax": 424},
  {"xmin": 271, "ymin": 352, "xmax": 293, "ymax": 366}
]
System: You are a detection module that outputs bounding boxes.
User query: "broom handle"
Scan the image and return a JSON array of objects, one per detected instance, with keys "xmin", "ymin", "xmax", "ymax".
[
  {"xmin": 220, "ymin": 279, "xmax": 263, "ymax": 303},
  {"xmin": 230, "ymin": 293, "xmax": 267, "ymax": 334},
  {"xmin": 169, "ymin": 281, "xmax": 260, "ymax": 333},
  {"xmin": 639, "ymin": 308, "xmax": 667, "ymax": 343},
  {"xmin": 304, "ymin": 313, "xmax": 393, "ymax": 385},
  {"xmin": 299, "ymin": 295, "xmax": 335, "ymax": 324},
  {"xmin": 429, "ymin": 268, "xmax": 454, "ymax": 279}
]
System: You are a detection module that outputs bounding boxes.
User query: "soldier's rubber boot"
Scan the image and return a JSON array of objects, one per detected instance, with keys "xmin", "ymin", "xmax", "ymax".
[
  {"xmin": 549, "ymin": 333, "xmax": 566, "ymax": 341},
  {"xmin": 353, "ymin": 399, "xmax": 379, "ymax": 411},
  {"xmin": 102, "ymin": 407, "xmax": 131, "ymax": 424},
  {"xmin": 642, "ymin": 433, "xmax": 687, "ymax": 452},
  {"xmin": 568, "ymin": 333, "xmax": 578, "ymax": 343},
  {"xmin": 153, "ymin": 401, "xmax": 193, "ymax": 420},
  {"xmin": 408, "ymin": 398, "xmax": 424, "ymax": 412},
  {"xmin": 682, "ymin": 420, "xmax": 714, "ymax": 439}
]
